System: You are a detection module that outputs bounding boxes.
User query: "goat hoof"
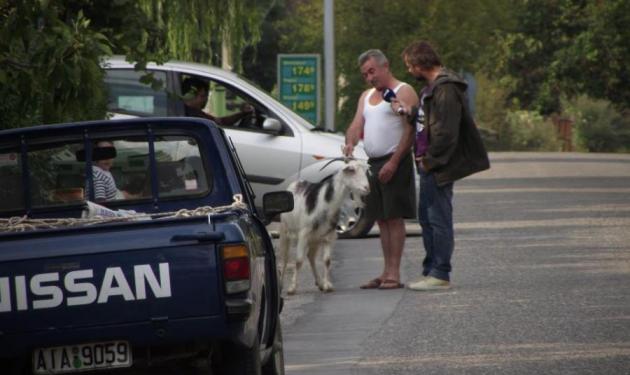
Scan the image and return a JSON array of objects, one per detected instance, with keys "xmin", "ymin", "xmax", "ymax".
[
  {"xmin": 322, "ymin": 283, "xmax": 334, "ymax": 293},
  {"xmin": 287, "ymin": 288, "xmax": 296, "ymax": 295}
]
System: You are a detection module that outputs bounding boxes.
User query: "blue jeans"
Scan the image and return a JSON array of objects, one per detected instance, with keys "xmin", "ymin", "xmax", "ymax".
[{"xmin": 418, "ymin": 169, "xmax": 454, "ymax": 281}]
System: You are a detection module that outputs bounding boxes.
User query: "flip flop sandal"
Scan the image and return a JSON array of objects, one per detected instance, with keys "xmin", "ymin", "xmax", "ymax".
[
  {"xmin": 378, "ymin": 279, "xmax": 404, "ymax": 289},
  {"xmin": 360, "ymin": 277, "xmax": 382, "ymax": 289}
]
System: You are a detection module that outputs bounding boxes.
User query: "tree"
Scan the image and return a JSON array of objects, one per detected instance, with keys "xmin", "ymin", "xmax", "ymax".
[
  {"xmin": 490, "ymin": 0, "xmax": 630, "ymax": 114},
  {"xmin": 242, "ymin": 1, "xmax": 287, "ymax": 92},
  {"xmin": 137, "ymin": 0, "xmax": 266, "ymax": 70},
  {"xmin": 553, "ymin": 0, "xmax": 630, "ymax": 111},
  {"xmin": 271, "ymin": 0, "xmax": 514, "ymax": 131},
  {"xmin": 0, "ymin": 1, "xmax": 114, "ymax": 129}
]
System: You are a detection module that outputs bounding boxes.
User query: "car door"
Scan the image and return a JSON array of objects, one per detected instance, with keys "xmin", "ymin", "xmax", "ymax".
[{"xmin": 175, "ymin": 72, "xmax": 303, "ymax": 205}]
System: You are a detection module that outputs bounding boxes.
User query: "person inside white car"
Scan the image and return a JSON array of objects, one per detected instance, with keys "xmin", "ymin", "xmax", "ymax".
[{"xmin": 182, "ymin": 77, "xmax": 255, "ymax": 127}]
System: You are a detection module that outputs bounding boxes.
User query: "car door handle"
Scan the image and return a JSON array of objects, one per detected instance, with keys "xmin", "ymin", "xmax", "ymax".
[{"xmin": 171, "ymin": 232, "xmax": 225, "ymax": 243}]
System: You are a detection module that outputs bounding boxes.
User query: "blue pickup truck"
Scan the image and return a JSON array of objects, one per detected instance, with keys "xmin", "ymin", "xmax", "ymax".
[{"xmin": 0, "ymin": 118, "xmax": 292, "ymax": 374}]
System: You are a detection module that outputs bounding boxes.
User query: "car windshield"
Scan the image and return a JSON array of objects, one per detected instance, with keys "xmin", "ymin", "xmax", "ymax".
[{"xmin": 228, "ymin": 73, "xmax": 317, "ymax": 130}]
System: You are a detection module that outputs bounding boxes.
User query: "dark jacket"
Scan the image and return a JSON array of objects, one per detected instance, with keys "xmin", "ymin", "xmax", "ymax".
[{"xmin": 421, "ymin": 69, "xmax": 490, "ymax": 186}]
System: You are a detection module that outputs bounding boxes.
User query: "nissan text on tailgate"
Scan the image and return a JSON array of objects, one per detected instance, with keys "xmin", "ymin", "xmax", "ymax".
[{"xmin": 0, "ymin": 118, "xmax": 292, "ymax": 375}]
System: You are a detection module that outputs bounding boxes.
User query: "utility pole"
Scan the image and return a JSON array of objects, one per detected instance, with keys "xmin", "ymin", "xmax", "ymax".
[{"xmin": 324, "ymin": 0, "xmax": 335, "ymax": 131}]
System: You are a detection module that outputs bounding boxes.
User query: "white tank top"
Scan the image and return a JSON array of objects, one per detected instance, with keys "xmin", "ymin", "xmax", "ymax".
[{"xmin": 362, "ymin": 83, "xmax": 407, "ymax": 158}]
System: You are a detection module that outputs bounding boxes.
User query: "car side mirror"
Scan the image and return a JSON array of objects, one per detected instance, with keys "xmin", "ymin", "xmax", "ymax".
[
  {"xmin": 262, "ymin": 118, "xmax": 282, "ymax": 134},
  {"xmin": 262, "ymin": 191, "xmax": 293, "ymax": 221}
]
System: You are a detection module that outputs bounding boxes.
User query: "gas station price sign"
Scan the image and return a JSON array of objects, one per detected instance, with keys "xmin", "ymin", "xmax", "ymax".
[{"xmin": 278, "ymin": 54, "xmax": 320, "ymax": 125}]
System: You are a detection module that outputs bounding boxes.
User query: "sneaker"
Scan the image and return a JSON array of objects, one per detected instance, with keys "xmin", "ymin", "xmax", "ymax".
[{"xmin": 407, "ymin": 276, "xmax": 451, "ymax": 291}]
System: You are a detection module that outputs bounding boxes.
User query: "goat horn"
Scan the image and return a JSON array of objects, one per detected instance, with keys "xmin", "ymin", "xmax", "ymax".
[{"xmin": 319, "ymin": 156, "xmax": 355, "ymax": 171}]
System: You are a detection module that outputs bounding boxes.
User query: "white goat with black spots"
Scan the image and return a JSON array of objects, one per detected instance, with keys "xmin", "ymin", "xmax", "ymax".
[{"xmin": 278, "ymin": 159, "xmax": 370, "ymax": 294}]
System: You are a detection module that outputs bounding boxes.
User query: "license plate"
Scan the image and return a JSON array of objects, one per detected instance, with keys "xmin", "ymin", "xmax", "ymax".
[{"xmin": 33, "ymin": 341, "xmax": 132, "ymax": 374}]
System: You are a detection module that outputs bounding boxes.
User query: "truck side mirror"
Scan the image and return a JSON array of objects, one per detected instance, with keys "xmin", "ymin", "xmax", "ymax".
[{"xmin": 262, "ymin": 191, "xmax": 293, "ymax": 221}]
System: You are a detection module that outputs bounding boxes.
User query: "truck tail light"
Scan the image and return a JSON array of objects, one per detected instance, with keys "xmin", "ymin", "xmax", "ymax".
[{"xmin": 221, "ymin": 245, "xmax": 250, "ymax": 294}]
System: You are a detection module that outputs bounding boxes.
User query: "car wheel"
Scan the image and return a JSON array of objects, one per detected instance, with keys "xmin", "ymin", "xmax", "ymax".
[
  {"xmin": 337, "ymin": 193, "xmax": 374, "ymax": 238},
  {"xmin": 262, "ymin": 322, "xmax": 285, "ymax": 375},
  {"xmin": 218, "ymin": 334, "xmax": 262, "ymax": 375}
]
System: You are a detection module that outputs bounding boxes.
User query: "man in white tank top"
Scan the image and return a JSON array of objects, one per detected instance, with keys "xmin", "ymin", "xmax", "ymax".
[{"xmin": 344, "ymin": 49, "xmax": 419, "ymax": 290}]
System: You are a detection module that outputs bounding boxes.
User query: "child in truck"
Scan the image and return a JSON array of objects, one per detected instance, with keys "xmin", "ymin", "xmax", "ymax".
[{"xmin": 89, "ymin": 141, "xmax": 124, "ymax": 202}]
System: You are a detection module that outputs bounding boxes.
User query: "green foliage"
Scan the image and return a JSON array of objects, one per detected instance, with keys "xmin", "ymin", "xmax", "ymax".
[
  {"xmin": 562, "ymin": 96, "xmax": 630, "ymax": 153},
  {"xmin": 553, "ymin": 0, "xmax": 630, "ymax": 111},
  {"xmin": 417, "ymin": 0, "xmax": 516, "ymax": 74},
  {"xmin": 504, "ymin": 110, "xmax": 562, "ymax": 151},
  {"xmin": 83, "ymin": 0, "xmax": 169, "ymax": 66},
  {"xmin": 0, "ymin": 1, "xmax": 111, "ymax": 129},
  {"xmin": 139, "ymin": 0, "xmax": 264, "ymax": 69},
  {"xmin": 490, "ymin": 1, "xmax": 575, "ymax": 114},
  {"xmin": 270, "ymin": 0, "xmax": 515, "ymax": 132},
  {"xmin": 0, "ymin": 0, "xmax": 266, "ymax": 129},
  {"xmin": 474, "ymin": 73, "xmax": 511, "ymax": 150},
  {"xmin": 491, "ymin": 0, "xmax": 630, "ymax": 114}
]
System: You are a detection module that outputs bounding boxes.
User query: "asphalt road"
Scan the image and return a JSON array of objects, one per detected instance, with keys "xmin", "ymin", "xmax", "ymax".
[{"xmin": 276, "ymin": 152, "xmax": 630, "ymax": 375}]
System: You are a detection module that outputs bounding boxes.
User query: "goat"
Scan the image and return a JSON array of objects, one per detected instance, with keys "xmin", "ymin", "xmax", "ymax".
[{"xmin": 277, "ymin": 159, "xmax": 370, "ymax": 295}]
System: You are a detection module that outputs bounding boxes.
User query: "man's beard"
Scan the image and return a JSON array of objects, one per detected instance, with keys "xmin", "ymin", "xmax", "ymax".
[{"xmin": 415, "ymin": 74, "xmax": 427, "ymax": 83}]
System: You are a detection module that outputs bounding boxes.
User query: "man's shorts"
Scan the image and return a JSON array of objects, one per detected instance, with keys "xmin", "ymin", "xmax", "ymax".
[{"xmin": 365, "ymin": 152, "xmax": 416, "ymax": 221}]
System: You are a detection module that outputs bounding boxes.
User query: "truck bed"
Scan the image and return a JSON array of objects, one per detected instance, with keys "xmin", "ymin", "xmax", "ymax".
[{"xmin": 0, "ymin": 215, "xmax": 232, "ymax": 356}]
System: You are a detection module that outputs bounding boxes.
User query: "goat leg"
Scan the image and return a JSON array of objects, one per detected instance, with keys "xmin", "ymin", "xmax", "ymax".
[
  {"xmin": 287, "ymin": 232, "xmax": 308, "ymax": 295},
  {"xmin": 307, "ymin": 244, "xmax": 324, "ymax": 291},
  {"xmin": 320, "ymin": 242, "xmax": 335, "ymax": 292},
  {"xmin": 276, "ymin": 230, "xmax": 291, "ymax": 289}
]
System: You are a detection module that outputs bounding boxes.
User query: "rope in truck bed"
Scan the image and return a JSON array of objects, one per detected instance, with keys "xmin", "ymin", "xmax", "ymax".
[{"xmin": 0, "ymin": 195, "xmax": 246, "ymax": 233}]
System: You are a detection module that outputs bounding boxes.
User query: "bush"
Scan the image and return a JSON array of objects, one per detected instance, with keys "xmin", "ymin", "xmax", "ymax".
[
  {"xmin": 562, "ymin": 96, "xmax": 630, "ymax": 152},
  {"xmin": 504, "ymin": 110, "xmax": 562, "ymax": 151},
  {"xmin": 474, "ymin": 73, "xmax": 511, "ymax": 150}
]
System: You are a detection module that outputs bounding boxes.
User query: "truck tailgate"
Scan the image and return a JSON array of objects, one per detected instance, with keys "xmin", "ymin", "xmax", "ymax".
[{"xmin": 0, "ymin": 218, "xmax": 225, "ymax": 335}]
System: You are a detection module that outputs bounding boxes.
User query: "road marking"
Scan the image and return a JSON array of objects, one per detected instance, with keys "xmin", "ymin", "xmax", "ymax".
[
  {"xmin": 456, "ymin": 217, "xmax": 630, "ymax": 230},
  {"xmin": 353, "ymin": 343, "xmax": 630, "ymax": 368},
  {"xmin": 457, "ymin": 187, "xmax": 630, "ymax": 194}
]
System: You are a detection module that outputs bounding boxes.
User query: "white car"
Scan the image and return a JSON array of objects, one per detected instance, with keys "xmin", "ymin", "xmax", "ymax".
[{"xmin": 103, "ymin": 56, "xmax": 374, "ymax": 237}]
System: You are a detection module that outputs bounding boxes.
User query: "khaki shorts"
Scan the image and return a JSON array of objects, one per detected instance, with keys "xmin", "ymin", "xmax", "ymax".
[{"xmin": 365, "ymin": 152, "xmax": 416, "ymax": 221}]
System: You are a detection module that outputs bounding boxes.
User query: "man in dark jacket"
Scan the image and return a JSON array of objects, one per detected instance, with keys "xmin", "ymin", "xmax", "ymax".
[{"xmin": 392, "ymin": 41, "xmax": 490, "ymax": 290}]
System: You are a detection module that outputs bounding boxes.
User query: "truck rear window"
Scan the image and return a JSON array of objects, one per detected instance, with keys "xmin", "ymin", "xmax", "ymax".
[
  {"xmin": 0, "ymin": 151, "xmax": 22, "ymax": 211},
  {"xmin": 0, "ymin": 135, "xmax": 211, "ymax": 214}
]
